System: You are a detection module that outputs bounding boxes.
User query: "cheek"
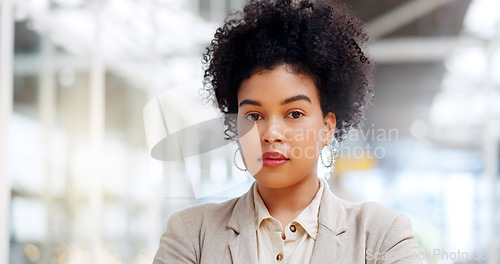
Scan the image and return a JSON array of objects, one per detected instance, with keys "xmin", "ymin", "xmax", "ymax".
[
  {"xmin": 237, "ymin": 122, "xmax": 264, "ymax": 173},
  {"xmin": 288, "ymin": 129, "xmax": 324, "ymax": 160},
  {"xmin": 289, "ymin": 122, "xmax": 325, "ymax": 159},
  {"xmin": 237, "ymin": 116, "xmax": 257, "ymax": 148}
]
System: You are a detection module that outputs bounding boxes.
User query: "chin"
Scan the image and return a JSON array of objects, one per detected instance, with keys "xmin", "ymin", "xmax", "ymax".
[
  {"xmin": 255, "ymin": 179, "xmax": 292, "ymax": 190},
  {"xmin": 253, "ymin": 172, "xmax": 301, "ymax": 190}
]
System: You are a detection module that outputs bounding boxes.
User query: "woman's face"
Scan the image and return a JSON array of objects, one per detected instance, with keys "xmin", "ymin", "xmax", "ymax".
[{"xmin": 236, "ymin": 64, "xmax": 336, "ymax": 189}]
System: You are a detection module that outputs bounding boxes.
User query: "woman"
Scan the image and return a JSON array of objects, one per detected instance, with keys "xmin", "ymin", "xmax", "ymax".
[{"xmin": 154, "ymin": 0, "xmax": 421, "ymax": 263}]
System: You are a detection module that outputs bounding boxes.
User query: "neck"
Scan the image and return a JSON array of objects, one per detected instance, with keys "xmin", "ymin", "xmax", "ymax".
[{"xmin": 257, "ymin": 174, "xmax": 320, "ymax": 227}]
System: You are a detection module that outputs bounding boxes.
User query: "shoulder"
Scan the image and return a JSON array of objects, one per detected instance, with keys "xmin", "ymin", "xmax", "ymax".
[
  {"xmin": 340, "ymin": 199, "xmax": 414, "ymax": 239},
  {"xmin": 172, "ymin": 196, "xmax": 242, "ymax": 229},
  {"xmin": 336, "ymin": 199, "xmax": 421, "ymax": 262},
  {"xmin": 321, "ymin": 185, "xmax": 409, "ymax": 232},
  {"xmin": 345, "ymin": 200, "xmax": 408, "ymax": 228},
  {"xmin": 154, "ymin": 195, "xmax": 246, "ymax": 263}
]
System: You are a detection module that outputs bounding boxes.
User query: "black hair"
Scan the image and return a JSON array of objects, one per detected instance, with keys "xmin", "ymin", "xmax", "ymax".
[{"xmin": 201, "ymin": 0, "xmax": 374, "ymax": 143}]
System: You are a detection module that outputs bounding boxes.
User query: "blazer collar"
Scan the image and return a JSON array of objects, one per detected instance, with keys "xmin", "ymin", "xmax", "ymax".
[
  {"xmin": 228, "ymin": 182, "xmax": 258, "ymax": 264},
  {"xmin": 310, "ymin": 181, "xmax": 348, "ymax": 263},
  {"xmin": 227, "ymin": 182, "xmax": 256, "ymax": 232},
  {"xmin": 227, "ymin": 180, "xmax": 347, "ymax": 233},
  {"xmin": 227, "ymin": 180, "xmax": 348, "ymax": 264},
  {"xmin": 318, "ymin": 182, "xmax": 348, "ymax": 235}
]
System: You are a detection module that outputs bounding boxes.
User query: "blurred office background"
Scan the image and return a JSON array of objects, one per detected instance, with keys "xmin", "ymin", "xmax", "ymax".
[{"xmin": 1, "ymin": 0, "xmax": 499, "ymax": 263}]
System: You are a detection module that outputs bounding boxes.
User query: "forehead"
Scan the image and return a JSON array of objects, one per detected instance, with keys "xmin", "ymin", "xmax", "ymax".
[{"xmin": 237, "ymin": 65, "xmax": 320, "ymax": 104}]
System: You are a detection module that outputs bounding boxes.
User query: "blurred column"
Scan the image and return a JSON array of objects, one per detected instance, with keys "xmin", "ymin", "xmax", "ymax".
[
  {"xmin": 0, "ymin": 0, "xmax": 14, "ymax": 263},
  {"xmin": 146, "ymin": 0, "xmax": 162, "ymax": 258},
  {"xmin": 484, "ymin": 40, "xmax": 498, "ymax": 264},
  {"xmin": 228, "ymin": 0, "xmax": 245, "ymax": 10},
  {"xmin": 89, "ymin": 1, "xmax": 105, "ymax": 263},
  {"xmin": 210, "ymin": 0, "xmax": 226, "ymax": 23},
  {"xmin": 38, "ymin": 35, "xmax": 56, "ymax": 263}
]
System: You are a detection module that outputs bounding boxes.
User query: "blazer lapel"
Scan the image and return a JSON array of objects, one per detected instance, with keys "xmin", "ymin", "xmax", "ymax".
[
  {"xmin": 310, "ymin": 225, "xmax": 346, "ymax": 263},
  {"xmin": 228, "ymin": 225, "xmax": 258, "ymax": 264},
  {"xmin": 310, "ymin": 182, "xmax": 348, "ymax": 263},
  {"xmin": 227, "ymin": 182, "xmax": 258, "ymax": 264}
]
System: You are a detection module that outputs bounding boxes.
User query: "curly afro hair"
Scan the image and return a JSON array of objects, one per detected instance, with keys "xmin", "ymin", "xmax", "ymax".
[{"xmin": 201, "ymin": 0, "xmax": 374, "ymax": 143}]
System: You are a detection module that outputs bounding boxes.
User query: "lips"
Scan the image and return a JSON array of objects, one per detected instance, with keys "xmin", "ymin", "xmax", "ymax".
[
  {"xmin": 261, "ymin": 152, "xmax": 288, "ymax": 160},
  {"xmin": 260, "ymin": 152, "xmax": 289, "ymax": 167}
]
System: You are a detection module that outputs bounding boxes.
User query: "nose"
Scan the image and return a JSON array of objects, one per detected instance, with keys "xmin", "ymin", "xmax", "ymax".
[{"xmin": 262, "ymin": 119, "xmax": 284, "ymax": 143}]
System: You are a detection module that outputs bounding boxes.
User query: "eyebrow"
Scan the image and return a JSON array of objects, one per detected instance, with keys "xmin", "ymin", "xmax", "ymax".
[
  {"xmin": 239, "ymin": 94, "xmax": 312, "ymax": 107},
  {"xmin": 282, "ymin": 95, "xmax": 312, "ymax": 105}
]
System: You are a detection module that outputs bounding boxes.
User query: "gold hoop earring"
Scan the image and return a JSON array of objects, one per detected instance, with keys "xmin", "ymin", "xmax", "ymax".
[
  {"xmin": 233, "ymin": 147, "xmax": 247, "ymax": 171},
  {"xmin": 320, "ymin": 144, "xmax": 334, "ymax": 168}
]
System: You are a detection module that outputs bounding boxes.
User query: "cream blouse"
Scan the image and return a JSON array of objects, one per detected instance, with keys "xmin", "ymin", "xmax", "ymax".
[{"xmin": 253, "ymin": 178, "xmax": 325, "ymax": 264}]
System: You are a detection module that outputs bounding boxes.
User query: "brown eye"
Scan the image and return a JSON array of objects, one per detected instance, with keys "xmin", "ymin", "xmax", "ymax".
[
  {"xmin": 245, "ymin": 113, "xmax": 261, "ymax": 121},
  {"xmin": 287, "ymin": 111, "xmax": 304, "ymax": 119}
]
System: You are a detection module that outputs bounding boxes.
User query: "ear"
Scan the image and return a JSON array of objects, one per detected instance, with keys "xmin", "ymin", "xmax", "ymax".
[{"xmin": 323, "ymin": 112, "xmax": 336, "ymax": 144}]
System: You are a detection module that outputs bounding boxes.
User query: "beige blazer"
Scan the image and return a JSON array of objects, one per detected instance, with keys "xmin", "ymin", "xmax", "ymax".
[{"xmin": 153, "ymin": 183, "xmax": 422, "ymax": 264}]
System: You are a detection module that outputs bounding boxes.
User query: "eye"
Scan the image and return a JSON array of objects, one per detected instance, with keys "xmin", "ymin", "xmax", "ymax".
[
  {"xmin": 287, "ymin": 111, "xmax": 304, "ymax": 119},
  {"xmin": 245, "ymin": 113, "xmax": 262, "ymax": 122}
]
